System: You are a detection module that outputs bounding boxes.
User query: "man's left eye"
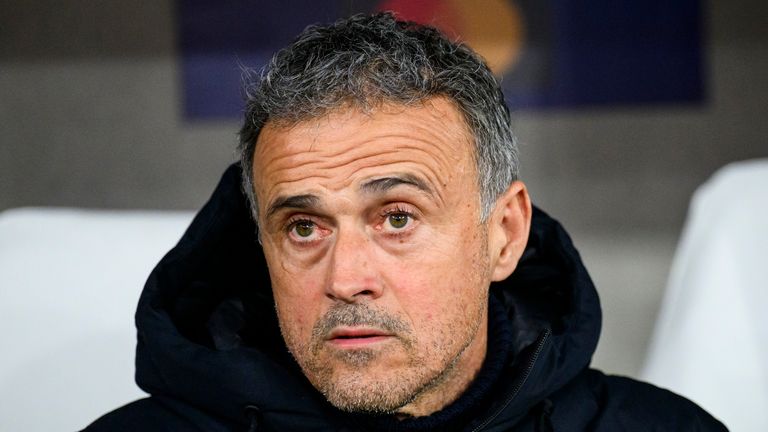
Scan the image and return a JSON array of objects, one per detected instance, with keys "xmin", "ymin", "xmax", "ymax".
[{"xmin": 387, "ymin": 213, "xmax": 410, "ymax": 229}]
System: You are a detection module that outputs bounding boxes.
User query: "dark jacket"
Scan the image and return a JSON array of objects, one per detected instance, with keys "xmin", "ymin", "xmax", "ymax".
[{"xmin": 83, "ymin": 165, "xmax": 727, "ymax": 431}]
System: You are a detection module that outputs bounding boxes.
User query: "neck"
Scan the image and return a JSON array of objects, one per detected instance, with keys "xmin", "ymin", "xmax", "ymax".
[{"xmin": 394, "ymin": 310, "xmax": 489, "ymax": 417}]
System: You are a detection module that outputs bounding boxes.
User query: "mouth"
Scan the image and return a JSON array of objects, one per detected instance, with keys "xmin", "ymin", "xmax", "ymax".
[{"xmin": 326, "ymin": 327, "xmax": 394, "ymax": 348}]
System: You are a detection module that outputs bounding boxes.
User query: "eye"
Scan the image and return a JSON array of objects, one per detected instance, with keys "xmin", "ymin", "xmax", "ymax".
[
  {"xmin": 387, "ymin": 213, "xmax": 410, "ymax": 229},
  {"xmin": 293, "ymin": 220, "xmax": 315, "ymax": 237},
  {"xmin": 380, "ymin": 205, "xmax": 417, "ymax": 234},
  {"xmin": 287, "ymin": 218, "xmax": 324, "ymax": 243}
]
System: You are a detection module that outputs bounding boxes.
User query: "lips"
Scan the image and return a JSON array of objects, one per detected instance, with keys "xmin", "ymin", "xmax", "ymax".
[{"xmin": 326, "ymin": 327, "xmax": 393, "ymax": 348}]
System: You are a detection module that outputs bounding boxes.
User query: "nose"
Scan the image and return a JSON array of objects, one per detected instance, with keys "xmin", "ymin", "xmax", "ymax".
[{"xmin": 325, "ymin": 226, "xmax": 383, "ymax": 303}]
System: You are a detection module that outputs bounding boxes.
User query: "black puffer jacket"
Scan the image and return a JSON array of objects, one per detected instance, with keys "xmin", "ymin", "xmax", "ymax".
[{"xmin": 83, "ymin": 165, "xmax": 727, "ymax": 431}]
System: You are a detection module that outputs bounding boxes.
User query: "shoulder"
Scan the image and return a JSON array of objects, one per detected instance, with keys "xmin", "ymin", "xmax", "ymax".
[
  {"xmin": 80, "ymin": 397, "xmax": 234, "ymax": 432},
  {"xmin": 580, "ymin": 370, "xmax": 728, "ymax": 431}
]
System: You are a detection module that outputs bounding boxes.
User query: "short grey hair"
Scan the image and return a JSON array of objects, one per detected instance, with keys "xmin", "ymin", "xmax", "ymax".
[{"xmin": 238, "ymin": 12, "xmax": 518, "ymax": 222}]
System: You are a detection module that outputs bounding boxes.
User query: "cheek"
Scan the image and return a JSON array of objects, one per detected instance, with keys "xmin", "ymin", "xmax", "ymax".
[
  {"xmin": 273, "ymin": 288, "xmax": 318, "ymax": 355},
  {"xmin": 389, "ymin": 262, "xmax": 469, "ymax": 323},
  {"xmin": 267, "ymin": 259, "xmax": 327, "ymax": 342},
  {"xmin": 388, "ymin": 230, "xmax": 488, "ymax": 328}
]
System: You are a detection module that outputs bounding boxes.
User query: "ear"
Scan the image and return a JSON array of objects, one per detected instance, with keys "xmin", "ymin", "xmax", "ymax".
[{"xmin": 487, "ymin": 181, "xmax": 532, "ymax": 282}]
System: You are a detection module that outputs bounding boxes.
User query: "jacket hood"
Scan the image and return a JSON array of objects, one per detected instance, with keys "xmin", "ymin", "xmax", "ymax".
[{"xmin": 133, "ymin": 164, "xmax": 602, "ymax": 430}]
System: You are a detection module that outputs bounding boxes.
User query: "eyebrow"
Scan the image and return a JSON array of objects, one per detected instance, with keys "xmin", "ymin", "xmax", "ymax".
[
  {"xmin": 264, "ymin": 174, "xmax": 434, "ymax": 219},
  {"xmin": 265, "ymin": 194, "xmax": 320, "ymax": 218},
  {"xmin": 359, "ymin": 174, "xmax": 433, "ymax": 196}
]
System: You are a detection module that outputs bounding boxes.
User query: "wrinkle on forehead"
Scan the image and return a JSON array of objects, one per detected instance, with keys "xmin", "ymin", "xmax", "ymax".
[
  {"xmin": 253, "ymin": 98, "xmax": 475, "ymax": 214},
  {"xmin": 265, "ymin": 146, "xmax": 453, "ymax": 195}
]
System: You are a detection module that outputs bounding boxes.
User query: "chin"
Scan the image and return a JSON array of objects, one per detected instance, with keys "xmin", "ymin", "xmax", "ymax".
[
  {"xmin": 319, "ymin": 370, "xmax": 415, "ymax": 414},
  {"xmin": 312, "ymin": 352, "xmax": 451, "ymax": 415}
]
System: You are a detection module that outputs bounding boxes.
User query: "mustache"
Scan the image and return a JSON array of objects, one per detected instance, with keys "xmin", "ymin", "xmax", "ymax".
[{"xmin": 311, "ymin": 303, "xmax": 411, "ymax": 341}]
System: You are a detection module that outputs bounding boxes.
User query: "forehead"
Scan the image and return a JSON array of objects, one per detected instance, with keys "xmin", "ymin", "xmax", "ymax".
[{"xmin": 251, "ymin": 98, "xmax": 476, "ymax": 210}]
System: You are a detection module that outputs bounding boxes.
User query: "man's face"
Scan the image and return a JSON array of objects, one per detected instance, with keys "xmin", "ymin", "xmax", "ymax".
[{"xmin": 252, "ymin": 98, "xmax": 495, "ymax": 416}]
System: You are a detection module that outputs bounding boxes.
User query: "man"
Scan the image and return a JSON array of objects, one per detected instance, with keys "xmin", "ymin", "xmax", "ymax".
[{"xmin": 85, "ymin": 13, "xmax": 726, "ymax": 431}]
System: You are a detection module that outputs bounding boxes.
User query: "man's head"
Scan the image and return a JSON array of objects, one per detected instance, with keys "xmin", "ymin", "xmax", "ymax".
[
  {"xmin": 239, "ymin": 13, "xmax": 531, "ymax": 417},
  {"xmin": 239, "ymin": 12, "xmax": 519, "ymax": 223}
]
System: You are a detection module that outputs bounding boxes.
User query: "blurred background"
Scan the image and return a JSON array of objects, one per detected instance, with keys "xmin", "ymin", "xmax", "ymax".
[{"xmin": 1, "ymin": 0, "xmax": 766, "ymax": 429}]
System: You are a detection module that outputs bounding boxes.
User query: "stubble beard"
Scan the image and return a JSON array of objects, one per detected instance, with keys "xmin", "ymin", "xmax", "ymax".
[
  {"xmin": 278, "ymin": 231, "xmax": 492, "ymax": 415},
  {"xmin": 282, "ymin": 302, "xmax": 427, "ymax": 414},
  {"xmin": 280, "ymin": 293, "xmax": 488, "ymax": 415}
]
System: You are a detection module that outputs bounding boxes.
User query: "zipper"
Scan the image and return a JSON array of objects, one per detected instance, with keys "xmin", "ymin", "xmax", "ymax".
[{"xmin": 470, "ymin": 328, "xmax": 551, "ymax": 432}]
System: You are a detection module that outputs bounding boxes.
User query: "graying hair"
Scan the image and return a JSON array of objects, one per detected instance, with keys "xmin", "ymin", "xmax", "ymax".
[{"xmin": 238, "ymin": 12, "xmax": 518, "ymax": 223}]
